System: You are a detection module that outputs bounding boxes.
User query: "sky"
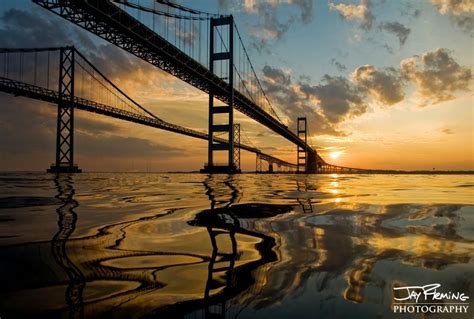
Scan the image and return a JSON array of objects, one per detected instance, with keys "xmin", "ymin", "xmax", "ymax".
[{"xmin": 0, "ymin": 0, "xmax": 472, "ymax": 172}]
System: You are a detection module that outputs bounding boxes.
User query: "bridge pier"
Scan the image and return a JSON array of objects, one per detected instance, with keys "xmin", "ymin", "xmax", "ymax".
[
  {"xmin": 47, "ymin": 47, "xmax": 81, "ymax": 173},
  {"xmin": 306, "ymin": 151, "xmax": 317, "ymax": 174},
  {"xmin": 268, "ymin": 163, "xmax": 274, "ymax": 173},
  {"xmin": 256, "ymin": 153, "xmax": 262, "ymax": 173}
]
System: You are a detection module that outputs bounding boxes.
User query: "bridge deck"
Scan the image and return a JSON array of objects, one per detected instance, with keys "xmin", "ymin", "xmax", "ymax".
[
  {"xmin": 0, "ymin": 76, "xmax": 297, "ymax": 168},
  {"xmin": 32, "ymin": 0, "xmax": 319, "ymax": 159}
]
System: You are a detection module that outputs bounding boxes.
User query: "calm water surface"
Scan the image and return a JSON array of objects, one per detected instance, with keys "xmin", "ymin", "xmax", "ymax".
[{"xmin": 0, "ymin": 173, "xmax": 473, "ymax": 319}]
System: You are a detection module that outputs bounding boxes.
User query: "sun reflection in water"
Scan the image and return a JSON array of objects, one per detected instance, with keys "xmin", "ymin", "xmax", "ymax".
[{"xmin": 0, "ymin": 173, "xmax": 472, "ymax": 318}]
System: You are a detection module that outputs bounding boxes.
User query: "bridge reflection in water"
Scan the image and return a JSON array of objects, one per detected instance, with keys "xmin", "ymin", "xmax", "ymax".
[
  {"xmin": 0, "ymin": 174, "xmax": 472, "ymax": 318},
  {"xmin": 51, "ymin": 174, "xmax": 85, "ymax": 319}
]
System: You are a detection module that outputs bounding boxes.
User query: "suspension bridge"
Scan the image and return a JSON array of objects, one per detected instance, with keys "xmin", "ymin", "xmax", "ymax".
[{"xmin": 1, "ymin": 0, "xmax": 365, "ymax": 174}]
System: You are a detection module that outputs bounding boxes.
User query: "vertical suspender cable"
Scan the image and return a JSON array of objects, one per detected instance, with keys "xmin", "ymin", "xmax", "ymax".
[
  {"xmin": 34, "ymin": 51, "xmax": 38, "ymax": 85},
  {"xmin": 179, "ymin": 17, "xmax": 182, "ymax": 50},
  {"xmin": 198, "ymin": 14, "xmax": 201, "ymax": 63},
  {"xmin": 19, "ymin": 52, "xmax": 23, "ymax": 82},
  {"xmin": 166, "ymin": 5, "xmax": 169, "ymax": 39},
  {"xmin": 191, "ymin": 13, "xmax": 194, "ymax": 57},
  {"xmin": 188, "ymin": 15, "xmax": 191, "ymax": 55},
  {"xmin": 137, "ymin": 0, "xmax": 141, "ymax": 21},
  {"xmin": 152, "ymin": 0, "xmax": 156, "ymax": 32},
  {"xmin": 164, "ymin": 5, "xmax": 167, "ymax": 39},
  {"xmin": 3, "ymin": 52, "xmax": 7, "ymax": 78},
  {"xmin": 47, "ymin": 51, "xmax": 50, "ymax": 89},
  {"xmin": 185, "ymin": 17, "xmax": 188, "ymax": 55},
  {"xmin": 220, "ymin": 27, "xmax": 223, "ymax": 79},
  {"xmin": 80, "ymin": 62, "xmax": 83, "ymax": 97},
  {"xmin": 206, "ymin": 19, "xmax": 209, "ymax": 68},
  {"xmin": 174, "ymin": 17, "xmax": 177, "ymax": 46}
]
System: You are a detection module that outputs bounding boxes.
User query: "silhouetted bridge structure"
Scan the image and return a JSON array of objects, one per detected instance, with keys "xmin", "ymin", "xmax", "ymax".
[{"xmin": 0, "ymin": 0, "xmax": 368, "ymax": 174}]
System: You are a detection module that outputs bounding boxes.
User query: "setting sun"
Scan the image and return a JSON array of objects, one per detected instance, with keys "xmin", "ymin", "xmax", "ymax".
[
  {"xmin": 329, "ymin": 151, "xmax": 342, "ymax": 160},
  {"xmin": 0, "ymin": 1, "xmax": 472, "ymax": 319}
]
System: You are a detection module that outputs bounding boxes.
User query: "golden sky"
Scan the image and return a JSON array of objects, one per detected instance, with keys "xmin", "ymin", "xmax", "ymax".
[{"xmin": 0, "ymin": 0, "xmax": 472, "ymax": 171}]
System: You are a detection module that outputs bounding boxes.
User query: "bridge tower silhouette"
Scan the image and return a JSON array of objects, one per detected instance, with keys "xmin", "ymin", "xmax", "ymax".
[
  {"xmin": 297, "ymin": 117, "xmax": 307, "ymax": 173},
  {"xmin": 47, "ymin": 47, "xmax": 81, "ymax": 173},
  {"xmin": 202, "ymin": 16, "xmax": 237, "ymax": 173}
]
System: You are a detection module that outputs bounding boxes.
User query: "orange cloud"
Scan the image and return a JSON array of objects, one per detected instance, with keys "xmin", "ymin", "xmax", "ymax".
[
  {"xmin": 329, "ymin": 0, "xmax": 374, "ymax": 30},
  {"xmin": 431, "ymin": 0, "xmax": 474, "ymax": 15}
]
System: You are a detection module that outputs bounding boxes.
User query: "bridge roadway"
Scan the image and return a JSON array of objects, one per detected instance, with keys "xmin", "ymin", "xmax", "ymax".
[
  {"xmin": 32, "ymin": 0, "xmax": 325, "ymax": 167},
  {"xmin": 0, "ymin": 76, "xmax": 297, "ymax": 169}
]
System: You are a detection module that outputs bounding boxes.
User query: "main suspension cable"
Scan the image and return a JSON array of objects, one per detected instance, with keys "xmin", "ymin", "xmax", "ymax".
[{"xmin": 113, "ymin": 0, "xmax": 221, "ymax": 20}]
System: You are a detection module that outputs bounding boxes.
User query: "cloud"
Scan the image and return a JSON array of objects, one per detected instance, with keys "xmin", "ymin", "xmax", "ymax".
[
  {"xmin": 383, "ymin": 44, "xmax": 394, "ymax": 54},
  {"xmin": 352, "ymin": 65, "xmax": 405, "ymax": 105},
  {"xmin": 0, "ymin": 8, "xmax": 70, "ymax": 47},
  {"xmin": 431, "ymin": 0, "xmax": 474, "ymax": 15},
  {"xmin": 262, "ymin": 65, "xmax": 291, "ymax": 86},
  {"xmin": 400, "ymin": 48, "xmax": 472, "ymax": 106},
  {"xmin": 452, "ymin": 14, "xmax": 474, "ymax": 33},
  {"xmin": 289, "ymin": 0, "xmax": 314, "ymax": 24},
  {"xmin": 299, "ymin": 76, "xmax": 368, "ymax": 124},
  {"xmin": 431, "ymin": 0, "xmax": 474, "ymax": 34},
  {"xmin": 0, "ymin": 98, "xmax": 55, "ymax": 157},
  {"xmin": 441, "ymin": 128, "xmax": 454, "ymax": 134},
  {"xmin": 331, "ymin": 58, "xmax": 348, "ymax": 72},
  {"xmin": 262, "ymin": 65, "xmax": 371, "ymax": 136},
  {"xmin": 76, "ymin": 116, "xmax": 120, "ymax": 135},
  {"xmin": 400, "ymin": 2, "xmax": 422, "ymax": 19},
  {"xmin": 379, "ymin": 22, "xmax": 411, "ymax": 46},
  {"xmin": 77, "ymin": 133, "xmax": 185, "ymax": 158},
  {"xmin": 0, "ymin": 9, "xmax": 133, "ymax": 85},
  {"xmin": 249, "ymin": 2, "xmax": 291, "ymax": 47},
  {"xmin": 231, "ymin": 0, "xmax": 314, "ymax": 50},
  {"xmin": 261, "ymin": 65, "xmax": 350, "ymax": 136},
  {"xmin": 260, "ymin": 49, "xmax": 471, "ymax": 138},
  {"xmin": 243, "ymin": 0, "xmax": 313, "ymax": 23},
  {"xmin": 329, "ymin": 0, "xmax": 374, "ymax": 30}
]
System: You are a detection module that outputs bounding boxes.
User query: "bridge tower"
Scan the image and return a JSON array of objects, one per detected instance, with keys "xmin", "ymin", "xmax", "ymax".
[
  {"xmin": 256, "ymin": 153, "xmax": 262, "ymax": 173},
  {"xmin": 296, "ymin": 117, "xmax": 318, "ymax": 173},
  {"xmin": 297, "ymin": 117, "xmax": 307, "ymax": 173},
  {"xmin": 202, "ymin": 15, "xmax": 239, "ymax": 173},
  {"xmin": 47, "ymin": 47, "xmax": 81, "ymax": 173}
]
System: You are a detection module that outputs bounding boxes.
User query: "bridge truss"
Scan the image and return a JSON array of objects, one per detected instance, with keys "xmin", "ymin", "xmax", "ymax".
[
  {"xmin": 0, "ymin": 47, "xmax": 298, "ymax": 172},
  {"xmin": 1, "ymin": 0, "xmax": 370, "ymax": 174},
  {"xmin": 32, "ymin": 0, "xmax": 327, "ymax": 173}
]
